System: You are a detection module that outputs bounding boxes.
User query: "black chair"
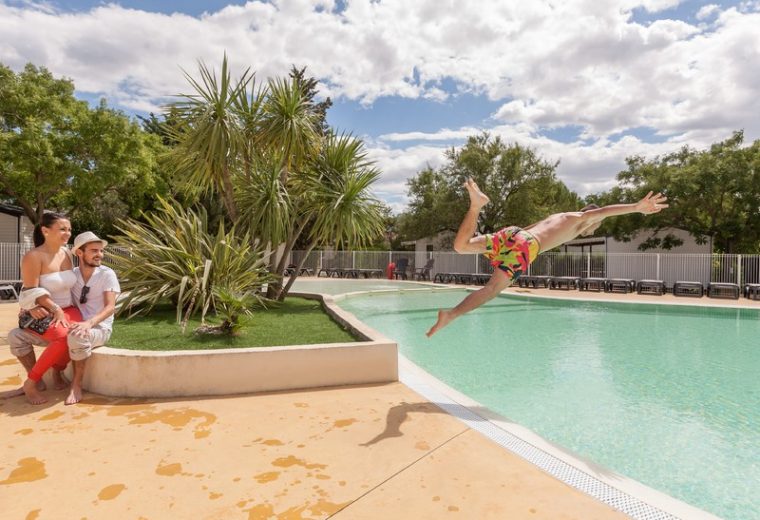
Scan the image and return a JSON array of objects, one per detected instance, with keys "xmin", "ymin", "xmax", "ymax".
[
  {"xmin": 413, "ymin": 259, "xmax": 434, "ymax": 281},
  {"xmin": 393, "ymin": 258, "xmax": 409, "ymax": 280}
]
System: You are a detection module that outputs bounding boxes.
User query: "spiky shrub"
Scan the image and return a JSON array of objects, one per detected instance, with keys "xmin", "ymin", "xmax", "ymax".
[
  {"xmin": 110, "ymin": 197, "xmax": 273, "ymax": 325},
  {"xmin": 194, "ymin": 286, "xmax": 263, "ymax": 336}
]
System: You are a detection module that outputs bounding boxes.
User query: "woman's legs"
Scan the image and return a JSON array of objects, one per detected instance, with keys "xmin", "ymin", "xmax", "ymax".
[{"xmin": 23, "ymin": 306, "xmax": 83, "ymax": 404}]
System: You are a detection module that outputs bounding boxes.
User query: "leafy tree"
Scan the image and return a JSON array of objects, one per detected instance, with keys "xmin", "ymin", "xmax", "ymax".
[
  {"xmin": 399, "ymin": 133, "xmax": 580, "ymax": 242},
  {"xmin": 0, "ymin": 63, "xmax": 165, "ymax": 230},
  {"xmin": 594, "ymin": 131, "xmax": 760, "ymax": 253}
]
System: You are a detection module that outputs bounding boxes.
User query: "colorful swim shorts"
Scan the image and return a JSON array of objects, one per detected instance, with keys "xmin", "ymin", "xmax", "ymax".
[{"xmin": 483, "ymin": 226, "xmax": 540, "ymax": 281}]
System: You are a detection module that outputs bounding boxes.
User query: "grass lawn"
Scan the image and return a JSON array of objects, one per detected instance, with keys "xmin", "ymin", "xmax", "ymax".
[{"xmin": 109, "ymin": 297, "xmax": 358, "ymax": 351}]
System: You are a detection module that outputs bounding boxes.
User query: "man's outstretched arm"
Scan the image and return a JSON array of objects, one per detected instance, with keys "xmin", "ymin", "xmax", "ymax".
[{"xmin": 582, "ymin": 191, "xmax": 668, "ymax": 226}]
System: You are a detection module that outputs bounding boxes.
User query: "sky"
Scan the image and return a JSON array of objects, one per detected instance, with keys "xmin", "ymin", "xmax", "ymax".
[{"xmin": 1, "ymin": 0, "xmax": 759, "ymax": 212}]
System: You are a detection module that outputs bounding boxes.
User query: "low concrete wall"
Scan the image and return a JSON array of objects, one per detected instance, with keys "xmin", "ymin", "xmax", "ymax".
[{"xmin": 77, "ymin": 292, "xmax": 398, "ymax": 398}]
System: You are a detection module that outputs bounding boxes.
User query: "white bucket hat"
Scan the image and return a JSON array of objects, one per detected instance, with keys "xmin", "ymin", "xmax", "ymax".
[{"xmin": 73, "ymin": 231, "xmax": 108, "ymax": 252}]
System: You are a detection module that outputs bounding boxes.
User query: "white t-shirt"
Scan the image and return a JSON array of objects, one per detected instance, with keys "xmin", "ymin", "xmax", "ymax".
[{"xmin": 72, "ymin": 266, "xmax": 121, "ymax": 332}]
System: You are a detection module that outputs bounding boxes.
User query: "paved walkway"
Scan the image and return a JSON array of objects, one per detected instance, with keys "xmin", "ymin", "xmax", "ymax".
[{"xmin": 0, "ymin": 300, "xmax": 628, "ymax": 519}]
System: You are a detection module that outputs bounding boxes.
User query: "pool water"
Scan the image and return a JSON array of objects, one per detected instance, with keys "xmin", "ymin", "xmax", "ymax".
[
  {"xmin": 339, "ymin": 290, "xmax": 760, "ymax": 520},
  {"xmin": 291, "ymin": 278, "xmax": 442, "ymax": 295}
]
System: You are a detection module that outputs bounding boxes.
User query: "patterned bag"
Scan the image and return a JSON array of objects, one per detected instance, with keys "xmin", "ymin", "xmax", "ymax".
[{"xmin": 18, "ymin": 311, "xmax": 53, "ymax": 335}]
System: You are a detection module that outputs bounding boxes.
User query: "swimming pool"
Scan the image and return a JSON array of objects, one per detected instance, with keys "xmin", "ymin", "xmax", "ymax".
[
  {"xmin": 291, "ymin": 278, "xmax": 443, "ymax": 295},
  {"xmin": 338, "ymin": 289, "xmax": 760, "ymax": 520}
]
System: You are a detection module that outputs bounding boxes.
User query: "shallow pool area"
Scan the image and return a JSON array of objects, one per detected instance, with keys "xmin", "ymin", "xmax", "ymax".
[
  {"xmin": 291, "ymin": 278, "xmax": 444, "ymax": 295},
  {"xmin": 339, "ymin": 290, "xmax": 760, "ymax": 520}
]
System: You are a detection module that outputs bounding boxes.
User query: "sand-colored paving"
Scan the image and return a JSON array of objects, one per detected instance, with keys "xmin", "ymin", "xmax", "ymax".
[{"xmin": 0, "ymin": 300, "xmax": 631, "ymax": 519}]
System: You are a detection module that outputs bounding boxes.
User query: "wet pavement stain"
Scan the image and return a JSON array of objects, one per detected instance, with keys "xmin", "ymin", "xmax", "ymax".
[
  {"xmin": 15, "ymin": 428, "xmax": 33, "ymax": 435},
  {"xmin": 38, "ymin": 410, "xmax": 65, "ymax": 421},
  {"xmin": 1, "ymin": 375, "xmax": 21, "ymax": 386},
  {"xmin": 106, "ymin": 406, "xmax": 216, "ymax": 437},
  {"xmin": 97, "ymin": 484, "xmax": 126, "ymax": 500},
  {"xmin": 24, "ymin": 510, "xmax": 41, "ymax": 520},
  {"xmin": 155, "ymin": 462, "xmax": 185, "ymax": 476},
  {"xmin": 244, "ymin": 503, "xmax": 275, "ymax": 519},
  {"xmin": 0, "ymin": 458, "xmax": 47, "ymax": 485},
  {"xmin": 333, "ymin": 418, "xmax": 357, "ymax": 428},
  {"xmin": 271, "ymin": 456, "xmax": 326, "ymax": 470},
  {"xmin": 415, "ymin": 440, "xmax": 431, "ymax": 450},
  {"xmin": 448, "ymin": 505, "xmax": 460, "ymax": 512},
  {"xmin": 254, "ymin": 471, "xmax": 280, "ymax": 483},
  {"xmin": 0, "ymin": 358, "xmax": 19, "ymax": 366},
  {"xmin": 261, "ymin": 439, "xmax": 284, "ymax": 446},
  {"xmin": 293, "ymin": 402, "xmax": 308, "ymax": 408},
  {"xmin": 208, "ymin": 492, "xmax": 223, "ymax": 500}
]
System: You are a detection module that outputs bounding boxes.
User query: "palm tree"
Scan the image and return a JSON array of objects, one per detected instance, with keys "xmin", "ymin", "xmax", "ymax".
[
  {"xmin": 276, "ymin": 132, "xmax": 386, "ymax": 299},
  {"xmin": 167, "ymin": 54, "xmax": 252, "ymax": 221},
  {"xmin": 258, "ymin": 75, "xmax": 322, "ymax": 184}
]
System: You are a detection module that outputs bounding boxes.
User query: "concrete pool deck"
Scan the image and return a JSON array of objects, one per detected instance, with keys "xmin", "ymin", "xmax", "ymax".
[{"xmin": 2, "ymin": 285, "xmax": 750, "ymax": 519}]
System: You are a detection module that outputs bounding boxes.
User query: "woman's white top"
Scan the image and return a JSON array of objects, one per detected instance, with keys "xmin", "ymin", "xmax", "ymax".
[{"xmin": 38, "ymin": 270, "xmax": 76, "ymax": 308}]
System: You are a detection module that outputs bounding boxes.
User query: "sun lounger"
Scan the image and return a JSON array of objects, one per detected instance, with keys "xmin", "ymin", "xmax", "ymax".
[
  {"xmin": 0, "ymin": 282, "xmax": 19, "ymax": 300},
  {"xmin": 549, "ymin": 276, "xmax": 579, "ymax": 290},
  {"xmin": 707, "ymin": 282, "xmax": 739, "ymax": 299},
  {"xmin": 579, "ymin": 277, "xmax": 606, "ymax": 292},
  {"xmin": 637, "ymin": 279, "xmax": 665, "ymax": 295},
  {"xmin": 745, "ymin": 283, "xmax": 760, "ymax": 300},
  {"xmin": 673, "ymin": 281, "xmax": 703, "ymax": 297},
  {"xmin": 605, "ymin": 278, "xmax": 635, "ymax": 293}
]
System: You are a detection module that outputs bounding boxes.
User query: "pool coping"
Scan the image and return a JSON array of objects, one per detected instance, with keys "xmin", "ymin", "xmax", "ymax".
[{"xmin": 326, "ymin": 282, "xmax": 722, "ymax": 520}]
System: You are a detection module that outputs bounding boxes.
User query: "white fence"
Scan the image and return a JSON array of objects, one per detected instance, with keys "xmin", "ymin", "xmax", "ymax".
[
  {"xmin": 1, "ymin": 243, "xmax": 757, "ymax": 287},
  {"xmin": 290, "ymin": 250, "xmax": 760, "ymax": 286}
]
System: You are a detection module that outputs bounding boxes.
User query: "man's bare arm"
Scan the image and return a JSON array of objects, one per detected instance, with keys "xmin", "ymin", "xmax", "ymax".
[{"xmin": 581, "ymin": 191, "xmax": 668, "ymax": 226}]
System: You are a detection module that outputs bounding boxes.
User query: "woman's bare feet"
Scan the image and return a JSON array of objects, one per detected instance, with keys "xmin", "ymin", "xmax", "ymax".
[
  {"xmin": 426, "ymin": 309, "xmax": 455, "ymax": 337},
  {"xmin": 52, "ymin": 370, "xmax": 69, "ymax": 390},
  {"xmin": 23, "ymin": 378, "xmax": 48, "ymax": 405},
  {"xmin": 64, "ymin": 384, "xmax": 83, "ymax": 405},
  {"xmin": 465, "ymin": 178, "xmax": 490, "ymax": 209}
]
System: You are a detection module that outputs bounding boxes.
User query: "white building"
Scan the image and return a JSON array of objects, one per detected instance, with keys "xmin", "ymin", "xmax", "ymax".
[{"xmin": 0, "ymin": 203, "xmax": 34, "ymax": 246}]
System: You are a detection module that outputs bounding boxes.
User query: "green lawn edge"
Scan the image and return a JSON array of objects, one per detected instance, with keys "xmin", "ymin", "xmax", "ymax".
[{"xmin": 108, "ymin": 296, "xmax": 358, "ymax": 351}]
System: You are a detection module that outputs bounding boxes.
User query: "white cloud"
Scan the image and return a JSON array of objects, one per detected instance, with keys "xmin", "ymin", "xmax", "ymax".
[
  {"xmin": 696, "ymin": 4, "xmax": 720, "ymax": 19},
  {"xmin": 1, "ymin": 0, "xmax": 758, "ymax": 210}
]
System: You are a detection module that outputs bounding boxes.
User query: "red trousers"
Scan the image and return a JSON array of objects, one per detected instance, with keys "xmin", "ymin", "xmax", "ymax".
[{"xmin": 28, "ymin": 306, "xmax": 83, "ymax": 382}]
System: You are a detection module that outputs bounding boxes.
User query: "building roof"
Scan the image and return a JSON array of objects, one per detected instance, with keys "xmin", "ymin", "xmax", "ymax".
[{"xmin": 0, "ymin": 203, "xmax": 25, "ymax": 217}]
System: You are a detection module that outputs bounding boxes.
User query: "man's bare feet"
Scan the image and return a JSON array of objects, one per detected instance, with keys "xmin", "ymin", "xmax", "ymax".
[
  {"xmin": 465, "ymin": 178, "xmax": 490, "ymax": 209},
  {"xmin": 23, "ymin": 378, "xmax": 48, "ymax": 405},
  {"xmin": 1, "ymin": 379, "xmax": 45, "ymax": 399},
  {"xmin": 64, "ymin": 385, "xmax": 83, "ymax": 405},
  {"xmin": 52, "ymin": 370, "xmax": 69, "ymax": 390},
  {"xmin": 426, "ymin": 309, "xmax": 455, "ymax": 337}
]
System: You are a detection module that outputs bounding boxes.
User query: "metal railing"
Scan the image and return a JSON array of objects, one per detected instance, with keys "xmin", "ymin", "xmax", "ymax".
[
  {"xmin": 1, "ymin": 243, "xmax": 757, "ymax": 287},
  {"xmin": 288, "ymin": 250, "xmax": 760, "ymax": 286}
]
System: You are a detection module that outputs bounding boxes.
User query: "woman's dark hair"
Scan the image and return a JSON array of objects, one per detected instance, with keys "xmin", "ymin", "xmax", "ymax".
[
  {"xmin": 580, "ymin": 204, "xmax": 599, "ymax": 212},
  {"xmin": 33, "ymin": 212, "xmax": 68, "ymax": 247}
]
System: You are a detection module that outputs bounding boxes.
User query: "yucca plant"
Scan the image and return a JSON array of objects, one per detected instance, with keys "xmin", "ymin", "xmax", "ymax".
[
  {"xmin": 194, "ymin": 286, "xmax": 263, "ymax": 336},
  {"xmin": 110, "ymin": 197, "xmax": 274, "ymax": 325}
]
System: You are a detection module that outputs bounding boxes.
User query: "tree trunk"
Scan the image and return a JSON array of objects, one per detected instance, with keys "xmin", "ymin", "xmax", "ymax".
[
  {"xmin": 279, "ymin": 241, "xmax": 317, "ymax": 301},
  {"xmin": 221, "ymin": 165, "xmax": 239, "ymax": 221}
]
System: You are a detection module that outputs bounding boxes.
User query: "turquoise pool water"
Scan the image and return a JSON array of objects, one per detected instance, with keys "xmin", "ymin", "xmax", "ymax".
[
  {"xmin": 292, "ymin": 278, "xmax": 442, "ymax": 295},
  {"xmin": 339, "ymin": 290, "xmax": 760, "ymax": 520}
]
